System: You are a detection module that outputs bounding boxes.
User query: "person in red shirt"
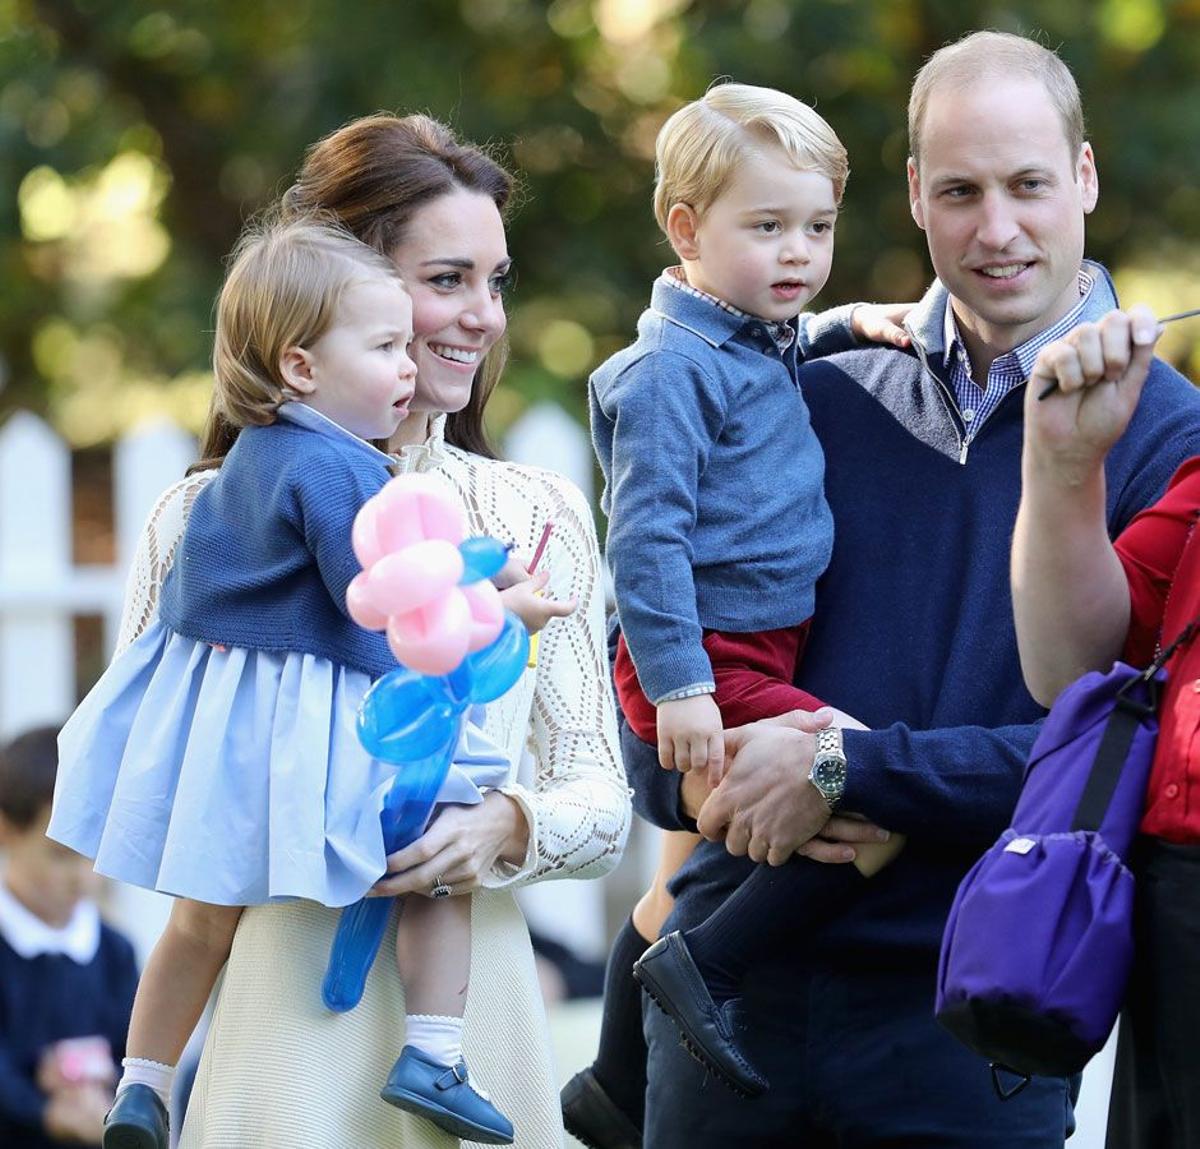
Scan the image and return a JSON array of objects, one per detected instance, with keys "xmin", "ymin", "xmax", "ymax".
[{"xmin": 1013, "ymin": 303, "xmax": 1200, "ymax": 1148}]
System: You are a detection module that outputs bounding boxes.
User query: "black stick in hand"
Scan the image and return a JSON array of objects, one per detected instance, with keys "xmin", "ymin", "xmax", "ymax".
[{"xmin": 1036, "ymin": 306, "xmax": 1200, "ymax": 401}]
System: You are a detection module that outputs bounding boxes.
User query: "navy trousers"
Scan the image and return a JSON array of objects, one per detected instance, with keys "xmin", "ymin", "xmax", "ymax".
[{"xmin": 643, "ymin": 961, "xmax": 1076, "ymax": 1148}]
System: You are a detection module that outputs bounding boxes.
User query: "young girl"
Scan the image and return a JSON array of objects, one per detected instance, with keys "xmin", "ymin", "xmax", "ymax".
[{"xmin": 48, "ymin": 217, "xmax": 517, "ymax": 1148}]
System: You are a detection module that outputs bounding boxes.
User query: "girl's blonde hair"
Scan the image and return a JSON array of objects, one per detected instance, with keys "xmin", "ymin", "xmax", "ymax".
[
  {"xmin": 210, "ymin": 215, "xmax": 402, "ymax": 431},
  {"xmin": 653, "ymin": 81, "xmax": 849, "ymax": 233}
]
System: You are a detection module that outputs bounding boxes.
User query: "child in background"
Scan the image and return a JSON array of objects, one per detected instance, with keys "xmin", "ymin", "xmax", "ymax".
[
  {"xmin": 586, "ymin": 83, "xmax": 906, "ymax": 1107},
  {"xmin": 49, "ymin": 217, "xmax": 517, "ymax": 1148},
  {"xmin": 0, "ymin": 725, "xmax": 138, "ymax": 1148}
]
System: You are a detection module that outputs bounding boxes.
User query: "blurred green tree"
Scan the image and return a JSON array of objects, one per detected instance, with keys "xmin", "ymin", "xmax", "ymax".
[{"xmin": 2, "ymin": 0, "xmax": 1198, "ymax": 444}]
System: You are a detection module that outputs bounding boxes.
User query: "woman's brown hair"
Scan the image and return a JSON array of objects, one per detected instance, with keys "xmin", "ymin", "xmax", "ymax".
[{"xmin": 193, "ymin": 113, "xmax": 514, "ymax": 471}]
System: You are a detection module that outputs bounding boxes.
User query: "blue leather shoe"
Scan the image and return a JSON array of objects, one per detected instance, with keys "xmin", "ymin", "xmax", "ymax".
[
  {"xmin": 381, "ymin": 1045, "xmax": 514, "ymax": 1144},
  {"xmin": 103, "ymin": 1083, "xmax": 169, "ymax": 1149},
  {"xmin": 633, "ymin": 931, "xmax": 768, "ymax": 1098}
]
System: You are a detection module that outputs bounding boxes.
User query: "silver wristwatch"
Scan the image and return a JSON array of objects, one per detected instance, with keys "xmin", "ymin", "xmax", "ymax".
[{"xmin": 808, "ymin": 727, "xmax": 847, "ymax": 811}]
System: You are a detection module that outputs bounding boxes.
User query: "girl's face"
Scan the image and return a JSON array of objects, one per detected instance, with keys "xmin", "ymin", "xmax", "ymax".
[
  {"xmin": 388, "ymin": 188, "xmax": 511, "ymax": 417},
  {"xmin": 294, "ymin": 276, "xmax": 418, "ymax": 441}
]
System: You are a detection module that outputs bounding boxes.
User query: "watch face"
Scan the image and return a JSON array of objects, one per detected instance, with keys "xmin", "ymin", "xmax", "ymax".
[{"xmin": 812, "ymin": 757, "xmax": 847, "ymax": 797}]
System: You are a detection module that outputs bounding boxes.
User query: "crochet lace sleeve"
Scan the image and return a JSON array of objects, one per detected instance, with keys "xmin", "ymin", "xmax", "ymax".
[
  {"xmin": 114, "ymin": 471, "xmax": 215, "ymax": 655},
  {"xmin": 437, "ymin": 447, "xmax": 633, "ymax": 886}
]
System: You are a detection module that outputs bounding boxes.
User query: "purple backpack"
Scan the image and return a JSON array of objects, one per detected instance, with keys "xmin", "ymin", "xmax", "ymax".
[{"xmin": 935, "ymin": 660, "xmax": 1164, "ymax": 1090}]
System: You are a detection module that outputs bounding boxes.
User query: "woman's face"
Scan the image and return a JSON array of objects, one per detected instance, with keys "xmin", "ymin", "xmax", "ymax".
[{"xmin": 389, "ymin": 188, "xmax": 511, "ymax": 417}]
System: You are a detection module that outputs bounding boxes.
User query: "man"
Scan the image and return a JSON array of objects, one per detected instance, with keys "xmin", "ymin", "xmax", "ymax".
[{"xmin": 624, "ymin": 30, "xmax": 1200, "ymax": 1147}]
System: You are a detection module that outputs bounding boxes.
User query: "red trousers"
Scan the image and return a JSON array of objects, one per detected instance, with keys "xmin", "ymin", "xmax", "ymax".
[{"xmin": 614, "ymin": 621, "xmax": 824, "ymax": 744}]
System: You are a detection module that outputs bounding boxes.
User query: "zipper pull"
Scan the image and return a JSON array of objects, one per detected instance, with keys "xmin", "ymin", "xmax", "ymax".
[{"xmin": 959, "ymin": 439, "xmax": 969, "ymax": 466}]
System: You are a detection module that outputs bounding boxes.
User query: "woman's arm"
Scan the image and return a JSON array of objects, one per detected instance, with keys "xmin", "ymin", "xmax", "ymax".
[
  {"xmin": 115, "ymin": 472, "xmax": 215, "ymax": 653},
  {"xmin": 1012, "ymin": 309, "xmax": 1157, "ymax": 704},
  {"xmin": 493, "ymin": 472, "xmax": 631, "ymax": 885}
]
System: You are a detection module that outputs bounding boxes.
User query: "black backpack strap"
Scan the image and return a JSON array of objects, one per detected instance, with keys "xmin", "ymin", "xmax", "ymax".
[{"xmin": 1070, "ymin": 689, "xmax": 1151, "ymax": 832}]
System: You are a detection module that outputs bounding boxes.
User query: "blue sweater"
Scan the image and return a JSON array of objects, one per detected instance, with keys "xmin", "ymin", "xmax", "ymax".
[
  {"xmin": 0, "ymin": 922, "xmax": 137, "ymax": 1148},
  {"xmin": 160, "ymin": 404, "xmax": 397, "ymax": 680},
  {"xmin": 624, "ymin": 261, "xmax": 1200, "ymax": 967},
  {"xmin": 589, "ymin": 276, "xmax": 856, "ymax": 702}
]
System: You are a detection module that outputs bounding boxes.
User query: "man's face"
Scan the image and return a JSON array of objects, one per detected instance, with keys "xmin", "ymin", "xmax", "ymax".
[{"xmin": 908, "ymin": 76, "xmax": 1098, "ymax": 353}]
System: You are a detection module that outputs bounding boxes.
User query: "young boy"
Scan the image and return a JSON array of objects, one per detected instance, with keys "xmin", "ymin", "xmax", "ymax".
[
  {"xmin": 0, "ymin": 726, "xmax": 138, "ymax": 1147},
  {"xmin": 587, "ymin": 83, "xmax": 904, "ymax": 1102}
]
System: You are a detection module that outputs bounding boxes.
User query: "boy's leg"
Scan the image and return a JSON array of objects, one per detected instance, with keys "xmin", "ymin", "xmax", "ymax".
[
  {"xmin": 703, "ymin": 625, "xmax": 824, "ymax": 726},
  {"xmin": 564, "ymin": 829, "xmax": 701, "ymax": 1148}
]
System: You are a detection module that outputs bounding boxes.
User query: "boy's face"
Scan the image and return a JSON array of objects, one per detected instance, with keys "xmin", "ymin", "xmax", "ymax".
[
  {"xmin": 0, "ymin": 806, "xmax": 96, "ymax": 928},
  {"xmin": 672, "ymin": 145, "xmax": 838, "ymax": 323}
]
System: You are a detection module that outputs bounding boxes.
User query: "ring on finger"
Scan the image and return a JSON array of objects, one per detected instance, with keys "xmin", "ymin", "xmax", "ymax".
[{"xmin": 431, "ymin": 875, "xmax": 452, "ymax": 899}]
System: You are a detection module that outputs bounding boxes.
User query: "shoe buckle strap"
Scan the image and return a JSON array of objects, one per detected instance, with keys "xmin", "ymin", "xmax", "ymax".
[{"xmin": 435, "ymin": 1062, "xmax": 469, "ymax": 1090}]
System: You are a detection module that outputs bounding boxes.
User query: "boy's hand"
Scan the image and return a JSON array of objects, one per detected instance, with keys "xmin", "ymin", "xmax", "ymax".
[
  {"xmin": 657, "ymin": 693, "xmax": 724, "ymax": 777},
  {"xmin": 851, "ymin": 302, "xmax": 914, "ymax": 348}
]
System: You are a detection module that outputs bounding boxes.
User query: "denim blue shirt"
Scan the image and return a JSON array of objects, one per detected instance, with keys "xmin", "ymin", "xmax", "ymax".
[{"xmin": 589, "ymin": 274, "xmax": 856, "ymax": 703}]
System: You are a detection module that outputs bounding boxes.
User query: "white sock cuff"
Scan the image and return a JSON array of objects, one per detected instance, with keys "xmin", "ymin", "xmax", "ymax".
[
  {"xmin": 118, "ymin": 1057, "xmax": 177, "ymax": 1110},
  {"xmin": 405, "ymin": 1014, "xmax": 464, "ymax": 1067}
]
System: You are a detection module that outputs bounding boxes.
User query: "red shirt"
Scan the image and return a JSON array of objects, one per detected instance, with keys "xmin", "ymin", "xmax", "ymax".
[{"xmin": 1116, "ymin": 455, "xmax": 1200, "ymax": 842}]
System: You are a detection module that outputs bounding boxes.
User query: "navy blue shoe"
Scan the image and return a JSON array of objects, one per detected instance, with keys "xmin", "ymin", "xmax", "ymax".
[
  {"xmin": 381, "ymin": 1045, "xmax": 514, "ymax": 1144},
  {"xmin": 561, "ymin": 1066, "xmax": 642, "ymax": 1149},
  {"xmin": 103, "ymin": 1083, "xmax": 169, "ymax": 1149},
  {"xmin": 633, "ymin": 931, "xmax": 768, "ymax": 1098}
]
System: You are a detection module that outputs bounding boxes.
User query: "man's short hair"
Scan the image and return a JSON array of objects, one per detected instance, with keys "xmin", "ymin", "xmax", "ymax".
[
  {"xmin": 0, "ymin": 725, "xmax": 61, "ymax": 829},
  {"xmin": 908, "ymin": 31, "xmax": 1085, "ymax": 167},
  {"xmin": 653, "ymin": 81, "xmax": 849, "ymax": 233}
]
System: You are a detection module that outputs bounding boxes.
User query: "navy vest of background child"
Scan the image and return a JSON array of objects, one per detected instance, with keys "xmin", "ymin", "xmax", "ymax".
[{"xmin": 0, "ymin": 725, "xmax": 138, "ymax": 1149}]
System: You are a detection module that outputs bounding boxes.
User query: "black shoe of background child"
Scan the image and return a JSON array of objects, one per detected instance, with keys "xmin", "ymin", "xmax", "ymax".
[
  {"xmin": 103, "ymin": 1083, "xmax": 170, "ymax": 1149},
  {"xmin": 561, "ymin": 1065, "xmax": 643, "ymax": 1149},
  {"xmin": 633, "ymin": 931, "xmax": 768, "ymax": 1098}
]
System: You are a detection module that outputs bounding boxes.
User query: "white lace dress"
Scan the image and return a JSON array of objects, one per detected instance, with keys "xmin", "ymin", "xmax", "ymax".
[{"xmin": 116, "ymin": 420, "xmax": 630, "ymax": 1149}]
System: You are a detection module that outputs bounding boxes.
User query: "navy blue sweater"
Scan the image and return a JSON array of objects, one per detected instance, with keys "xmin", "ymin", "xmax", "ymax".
[
  {"xmin": 624, "ymin": 264, "xmax": 1200, "ymax": 968},
  {"xmin": 0, "ymin": 924, "xmax": 137, "ymax": 1147},
  {"xmin": 160, "ymin": 404, "xmax": 396, "ymax": 680}
]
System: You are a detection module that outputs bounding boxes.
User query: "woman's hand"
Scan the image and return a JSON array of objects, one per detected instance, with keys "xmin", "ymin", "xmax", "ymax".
[
  {"xmin": 369, "ymin": 791, "xmax": 530, "ymax": 898},
  {"xmin": 851, "ymin": 302, "xmax": 914, "ymax": 348}
]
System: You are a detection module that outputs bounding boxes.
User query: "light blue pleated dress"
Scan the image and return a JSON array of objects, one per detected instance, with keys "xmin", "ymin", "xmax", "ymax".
[{"xmin": 49, "ymin": 624, "xmax": 510, "ymax": 907}]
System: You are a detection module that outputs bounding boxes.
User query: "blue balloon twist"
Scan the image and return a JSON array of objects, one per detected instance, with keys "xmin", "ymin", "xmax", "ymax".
[{"xmin": 321, "ymin": 609, "xmax": 530, "ymax": 1012}]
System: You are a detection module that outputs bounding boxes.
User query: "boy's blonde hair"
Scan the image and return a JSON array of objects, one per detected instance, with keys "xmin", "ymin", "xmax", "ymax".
[
  {"xmin": 908, "ymin": 31, "xmax": 1084, "ymax": 169},
  {"xmin": 211, "ymin": 215, "xmax": 403, "ymax": 429},
  {"xmin": 653, "ymin": 82, "xmax": 849, "ymax": 233}
]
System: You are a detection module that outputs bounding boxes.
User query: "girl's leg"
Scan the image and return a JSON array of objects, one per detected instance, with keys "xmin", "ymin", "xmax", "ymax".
[
  {"xmin": 116, "ymin": 899, "xmax": 242, "ymax": 1112},
  {"xmin": 396, "ymin": 894, "xmax": 472, "ymax": 1064},
  {"xmin": 126, "ymin": 899, "xmax": 243, "ymax": 1064},
  {"xmin": 387, "ymin": 896, "xmax": 514, "ymax": 1142}
]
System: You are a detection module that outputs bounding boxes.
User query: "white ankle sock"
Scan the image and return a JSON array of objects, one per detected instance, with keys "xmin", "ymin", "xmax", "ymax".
[
  {"xmin": 116, "ymin": 1057, "xmax": 176, "ymax": 1112},
  {"xmin": 405, "ymin": 1014, "xmax": 464, "ymax": 1067}
]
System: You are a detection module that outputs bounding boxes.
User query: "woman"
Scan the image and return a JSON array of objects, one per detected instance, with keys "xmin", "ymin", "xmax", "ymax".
[
  {"xmin": 1013, "ymin": 305, "xmax": 1200, "ymax": 1148},
  {"xmin": 116, "ymin": 114, "xmax": 630, "ymax": 1148}
]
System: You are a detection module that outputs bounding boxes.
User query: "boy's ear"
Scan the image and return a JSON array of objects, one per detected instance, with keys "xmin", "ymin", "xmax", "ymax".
[
  {"xmin": 666, "ymin": 202, "xmax": 702, "ymax": 261},
  {"xmin": 279, "ymin": 346, "xmax": 317, "ymax": 396}
]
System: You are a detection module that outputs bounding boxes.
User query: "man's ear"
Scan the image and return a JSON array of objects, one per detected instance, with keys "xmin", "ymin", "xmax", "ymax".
[
  {"xmin": 279, "ymin": 346, "xmax": 316, "ymax": 396},
  {"xmin": 906, "ymin": 157, "xmax": 926, "ymax": 231},
  {"xmin": 1077, "ymin": 142, "xmax": 1099, "ymax": 215},
  {"xmin": 666, "ymin": 202, "xmax": 702, "ymax": 261}
]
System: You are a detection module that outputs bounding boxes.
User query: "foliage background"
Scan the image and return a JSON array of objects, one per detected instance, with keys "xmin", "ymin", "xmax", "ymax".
[{"xmin": 3, "ymin": 0, "xmax": 1199, "ymax": 448}]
